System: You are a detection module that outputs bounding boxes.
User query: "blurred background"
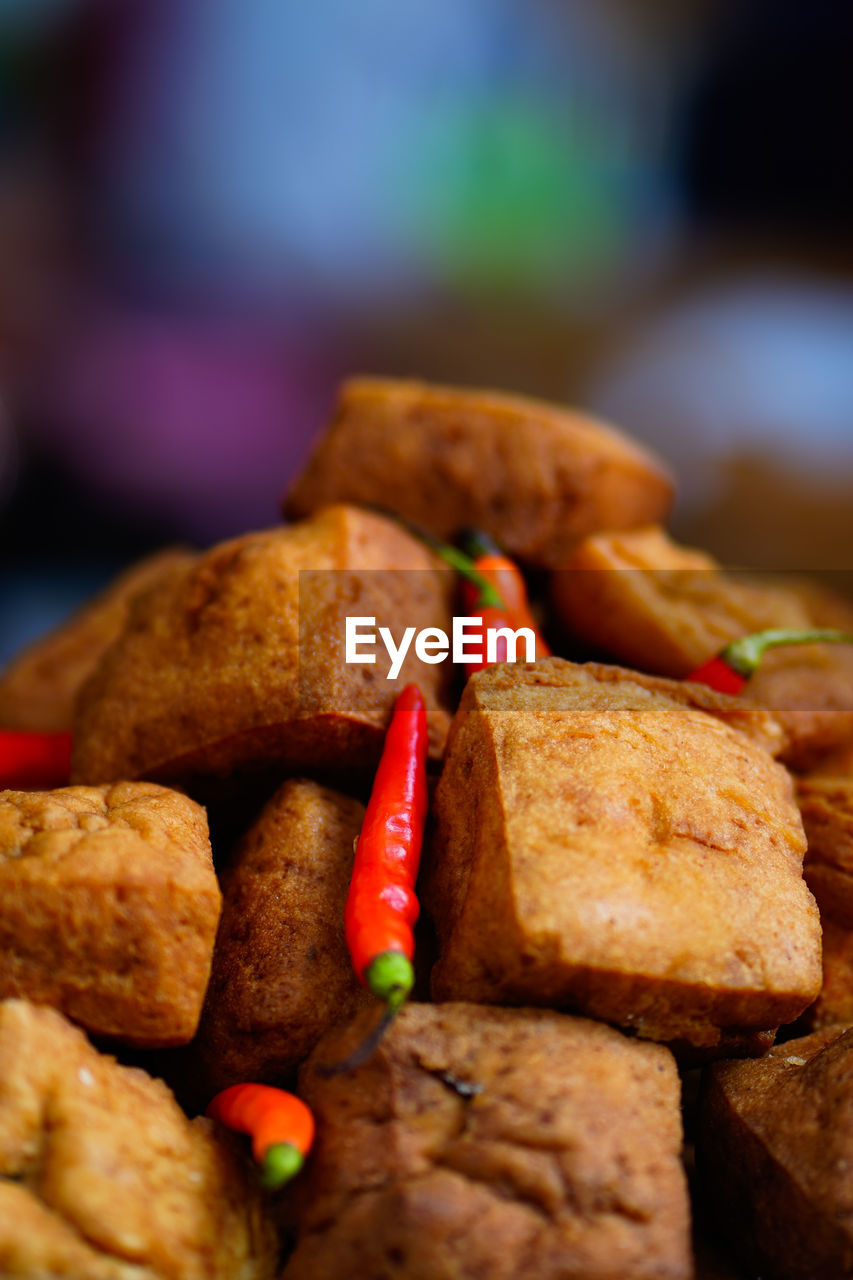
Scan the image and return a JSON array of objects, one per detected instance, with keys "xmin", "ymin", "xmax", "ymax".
[{"xmin": 1, "ymin": 0, "xmax": 851, "ymax": 661}]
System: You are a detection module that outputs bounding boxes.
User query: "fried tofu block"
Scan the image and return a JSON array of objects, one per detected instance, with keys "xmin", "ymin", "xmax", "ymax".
[
  {"xmin": 698, "ymin": 1024, "xmax": 853, "ymax": 1280},
  {"xmin": 426, "ymin": 659, "xmax": 820, "ymax": 1052},
  {"xmin": 196, "ymin": 778, "xmax": 372, "ymax": 1091},
  {"xmin": 0, "ymin": 549, "xmax": 194, "ymax": 732},
  {"xmin": 748, "ymin": 646, "xmax": 853, "ymax": 772},
  {"xmin": 284, "ymin": 1002, "xmax": 691, "ymax": 1280},
  {"xmin": 803, "ymin": 917, "xmax": 853, "ymax": 1031},
  {"xmin": 284, "ymin": 378, "xmax": 674, "ymax": 568},
  {"xmin": 551, "ymin": 526, "xmax": 853, "ymax": 770},
  {"xmin": 691, "ymin": 1232, "xmax": 746, "ymax": 1280},
  {"xmin": 550, "ymin": 526, "xmax": 808, "ymax": 675},
  {"xmin": 808, "ymin": 741, "xmax": 853, "ymax": 780},
  {"xmin": 787, "ymin": 576, "xmax": 853, "ymax": 631},
  {"xmin": 0, "ymin": 783, "xmax": 220, "ymax": 1046},
  {"xmin": 72, "ymin": 505, "xmax": 453, "ymax": 784},
  {"xmin": 797, "ymin": 774, "xmax": 853, "ymax": 926},
  {"xmin": 0, "ymin": 999, "xmax": 276, "ymax": 1280}
]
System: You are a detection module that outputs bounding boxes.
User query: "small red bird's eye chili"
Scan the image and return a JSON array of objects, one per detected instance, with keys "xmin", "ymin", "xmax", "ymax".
[
  {"xmin": 686, "ymin": 628, "xmax": 853, "ymax": 695},
  {"xmin": 462, "ymin": 598, "xmax": 517, "ymax": 674},
  {"xmin": 386, "ymin": 513, "xmax": 546, "ymax": 675},
  {"xmin": 369, "ymin": 505, "xmax": 504, "ymax": 617},
  {"xmin": 0, "ymin": 731, "xmax": 72, "ymax": 790},
  {"xmin": 345, "ymin": 683, "xmax": 428, "ymax": 1012},
  {"xmin": 459, "ymin": 529, "xmax": 551, "ymax": 668},
  {"xmin": 206, "ymin": 1084, "xmax": 315, "ymax": 1189}
]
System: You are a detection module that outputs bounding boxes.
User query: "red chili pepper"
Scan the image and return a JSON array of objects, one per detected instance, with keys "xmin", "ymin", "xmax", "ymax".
[
  {"xmin": 344, "ymin": 683, "xmax": 428, "ymax": 1012},
  {"xmin": 206, "ymin": 1084, "xmax": 315, "ymax": 1189},
  {"xmin": 459, "ymin": 530, "xmax": 550, "ymax": 673},
  {"xmin": 686, "ymin": 628, "xmax": 853, "ymax": 694},
  {"xmin": 0, "ymin": 731, "xmax": 72, "ymax": 790},
  {"xmin": 386, "ymin": 514, "xmax": 546, "ymax": 675}
]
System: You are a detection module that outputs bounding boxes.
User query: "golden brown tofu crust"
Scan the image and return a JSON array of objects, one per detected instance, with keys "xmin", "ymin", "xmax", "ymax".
[
  {"xmin": 748, "ymin": 647, "xmax": 853, "ymax": 773},
  {"xmin": 284, "ymin": 378, "xmax": 674, "ymax": 568},
  {"xmin": 550, "ymin": 526, "xmax": 808, "ymax": 676},
  {"xmin": 0, "ymin": 783, "xmax": 220, "ymax": 1047},
  {"xmin": 427, "ymin": 659, "xmax": 820, "ymax": 1052},
  {"xmin": 786, "ymin": 577, "xmax": 853, "ymax": 632},
  {"xmin": 284, "ymin": 1002, "xmax": 692, "ymax": 1280},
  {"xmin": 71, "ymin": 505, "xmax": 454, "ymax": 784},
  {"xmin": 550, "ymin": 525, "xmax": 853, "ymax": 770},
  {"xmin": 196, "ymin": 778, "xmax": 372, "ymax": 1091},
  {"xmin": 0, "ymin": 549, "xmax": 194, "ymax": 733},
  {"xmin": 698, "ymin": 1024, "xmax": 853, "ymax": 1280},
  {"xmin": 798, "ymin": 774, "xmax": 853, "ymax": 927},
  {"xmin": 0, "ymin": 999, "xmax": 276, "ymax": 1280}
]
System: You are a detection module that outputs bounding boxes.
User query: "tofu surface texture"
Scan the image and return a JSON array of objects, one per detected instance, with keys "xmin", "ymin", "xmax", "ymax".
[
  {"xmin": 285, "ymin": 1001, "xmax": 692, "ymax": 1280},
  {"xmin": 427, "ymin": 659, "xmax": 820, "ymax": 1052}
]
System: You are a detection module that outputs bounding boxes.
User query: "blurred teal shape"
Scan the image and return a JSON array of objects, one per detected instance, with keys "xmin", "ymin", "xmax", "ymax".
[
  {"xmin": 0, "ymin": 0, "xmax": 75, "ymax": 36},
  {"xmin": 405, "ymin": 97, "xmax": 625, "ymax": 297},
  {"xmin": 100, "ymin": 0, "xmax": 665, "ymax": 308}
]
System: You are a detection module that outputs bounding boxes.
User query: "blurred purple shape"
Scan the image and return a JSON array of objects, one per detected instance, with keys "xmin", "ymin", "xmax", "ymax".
[{"xmin": 31, "ymin": 300, "xmax": 341, "ymax": 541}]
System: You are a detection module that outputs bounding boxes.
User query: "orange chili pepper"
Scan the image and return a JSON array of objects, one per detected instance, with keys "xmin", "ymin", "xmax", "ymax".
[
  {"xmin": 459, "ymin": 530, "xmax": 550, "ymax": 672},
  {"xmin": 461, "ymin": 601, "xmax": 516, "ymax": 674},
  {"xmin": 386, "ymin": 516, "xmax": 546, "ymax": 676},
  {"xmin": 0, "ymin": 731, "xmax": 72, "ymax": 790},
  {"xmin": 206, "ymin": 1083, "xmax": 315, "ymax": 1189},
  {"xmin": 344, "ymin": 683, "xmax": 428, "ymax": 1012},
  {"xmin": 687, "ymin": 628, "xmax": 853, "ymax": 695}
]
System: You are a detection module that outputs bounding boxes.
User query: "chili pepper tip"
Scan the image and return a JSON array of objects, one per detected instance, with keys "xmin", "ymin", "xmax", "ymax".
[
  {"xmin": 365, "ymin": 950, "xmax": 414, "ymax": 1011},
  {"xmin": 259, "ymin": 1142, "xmax": 304, "ymax": 1190}
]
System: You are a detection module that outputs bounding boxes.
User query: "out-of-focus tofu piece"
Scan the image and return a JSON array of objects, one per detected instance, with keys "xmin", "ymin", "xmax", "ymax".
[
  {"xmin": 794, "ymin": 766, "xmax": 853, "ymax": 1032},
  {"xmin": 551, "ymin": 525, "xmax": 853, "ymax": 771},
  {"xmin": 808, "ymin": 742, "xmax": 853, "ymax": 779},
  {"xmin": 748, "ymin": 646, "xmax": 853, "ymax": 773},
  {"xmin": 787, "ymin": 576, "xmax": 853, "ymax": 631},
  {"xmin": 797, "ymin": 774, "xmax": 853, "ymax": 927},
  {"xmin": 0, "ymin": 999, "xmax": 276, "ymax": 1280},
  {"xmin": 550, "ymin": 526, "xmax": 809, "ymax": 676},
  {"xmin": 284, "ymin": 378, "xmax": 674, "ymax": 568},
  {"xmin": 426, "ymin": 659, "xmax": 820, "ymax": 1054},
  {"xmin": 284, "ymin": 1002, "xmax": 692, "ymax": 1280},
  {"xmin": 698, "ymin": 1024, "xmax": 853, "ymax": 1280},
  {"xmin": 72, "ymin": 505, "xmax": 454, "ymax": 784},
  {"xmin": 0, "ymin": 549, "xmax": 194, "ymax": 732},
  {"xmin": 196, "ymin": 778, "xmax": 372, "ymax": 1091},
  {"xmin": 0, "ymin": 783, "xmax": 220, "ymax": 1047},
  {"xmin": 803, "ymin": 917, "xmax": 853, "ymax": 1031}
]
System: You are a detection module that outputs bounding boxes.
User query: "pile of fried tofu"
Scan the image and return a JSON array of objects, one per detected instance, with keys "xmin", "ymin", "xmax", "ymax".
[{"xmin": 2, "ymin": 378, "xmax": 852, "ymax": 1280}]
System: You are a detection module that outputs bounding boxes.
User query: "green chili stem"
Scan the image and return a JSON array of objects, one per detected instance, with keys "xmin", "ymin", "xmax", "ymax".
[
  {"xmin": 369, "ymin": 507, "xmax": 505, "ymax": 609},
  {"xmin": 260, "ymin": 1142, "xmax": 304, "ymax": 1190},
  {"xmin": 428, "ymin": 543, "xmax": 505, "ymax": 609},
  {"xmin": 365, "ymin": 950, "xmax": 414, "ymax": 1011},
  {"xmin": 722, "ymin": 629, "xmax": 853, "ymax": 678}
]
